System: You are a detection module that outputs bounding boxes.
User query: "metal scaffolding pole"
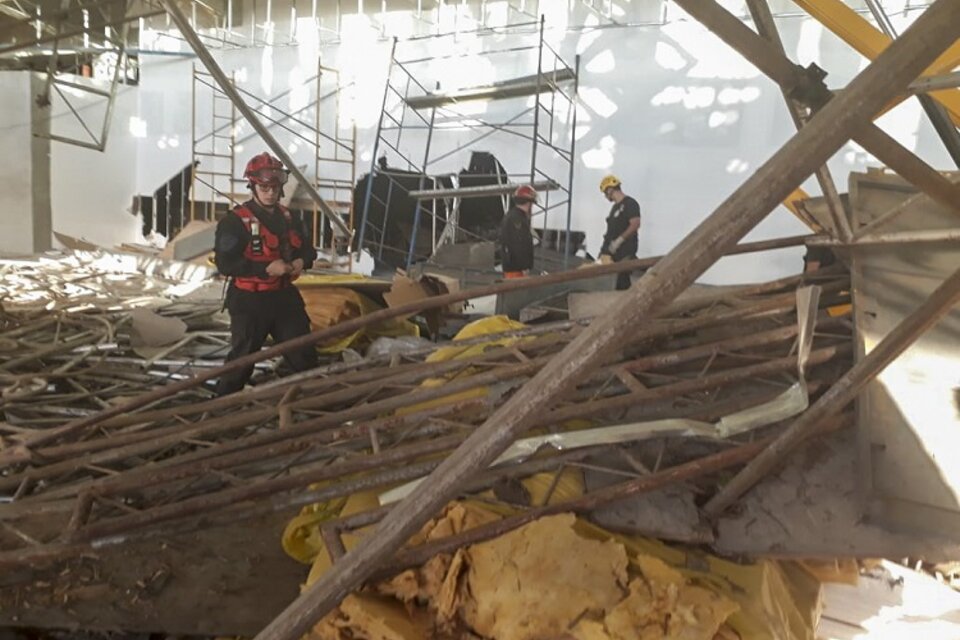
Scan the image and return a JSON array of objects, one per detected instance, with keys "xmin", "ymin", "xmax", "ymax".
[
  {"xmin": 357, "ymin": 37, "xmax": 398, "ymax": 253},
  {"xmin": 745, "ymin": 0, "xmax": 852, "ymax": 241},
  {"xmin": 158, "ymin": 0, "xmax": 350, "ymax": 238},
  {"xmin": 253, "ymin": 3, "xmax": 960, "ymax": 639}
]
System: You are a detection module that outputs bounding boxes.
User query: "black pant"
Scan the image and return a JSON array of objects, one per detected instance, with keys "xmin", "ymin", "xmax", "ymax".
[
  {"xmin": 216, "ymin": 286, "xmax": 317, "ymax": 396},
  {"xmin": 613, "ymin": 251, "xmax": 637, "ymax": 291}
]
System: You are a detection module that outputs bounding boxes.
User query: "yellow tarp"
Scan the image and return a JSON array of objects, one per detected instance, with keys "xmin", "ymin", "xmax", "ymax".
[{"xmin": 395, "ymin": 315, "xmax": 530, "ymax": 415}]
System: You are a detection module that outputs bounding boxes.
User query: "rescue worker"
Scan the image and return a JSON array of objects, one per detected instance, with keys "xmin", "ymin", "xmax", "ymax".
[
  {"xmin": 213, "ymin": 152, "xmax": 318, "ymax": 396},
  {"xmin": 498, "ymin": 185, "xmax": 537, "ymax": 279},
  {"xmin": 598, "ymin": 175, "xmax": 642, "ymax": 291}
]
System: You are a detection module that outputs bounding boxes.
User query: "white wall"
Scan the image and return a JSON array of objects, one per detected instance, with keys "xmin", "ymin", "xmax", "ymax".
[
  {"xmin": 0, "ymin": 73, "xmax": 35, "ymax": 256},
  {"xmin": 50, "ymin": 86, "xmax": 142, "ymax": 248},
  {"xmin": 133, "ymin": 55, "xmax": 196, "ymax": 193},
  {"xmin": 0, "ymin": 71, "xmax": 143, "ymax": 250},
  {"xmin": 24, "ymin": 3, "xmax": 954, "ymax": 281}
]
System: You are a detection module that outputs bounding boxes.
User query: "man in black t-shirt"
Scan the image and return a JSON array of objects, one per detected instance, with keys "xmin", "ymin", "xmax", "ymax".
[{"xmin": 599, "ymin": 174, "xmax": 641, "ymax": 290}]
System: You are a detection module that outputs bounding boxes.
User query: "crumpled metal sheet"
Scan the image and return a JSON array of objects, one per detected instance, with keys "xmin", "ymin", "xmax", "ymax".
[{"xmin": 716, "ymin": 285, "xmax": 819, "ymax": 437}]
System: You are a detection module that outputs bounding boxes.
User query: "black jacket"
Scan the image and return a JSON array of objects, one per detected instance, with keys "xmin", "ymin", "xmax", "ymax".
[
  {"xmin": 601, "ymin": 195, "xmax": 641, "ymax": 261},
  {"xmin": 499, "ymin": 206, "xmax": 534, "ymax": 272},
  {"xmin": 214, "ymin": 200, "xmax": 316, "ymax": 279}
]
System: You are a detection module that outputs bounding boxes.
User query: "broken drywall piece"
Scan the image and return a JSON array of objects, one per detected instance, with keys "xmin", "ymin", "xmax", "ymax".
[
  {"xmin": 128, "ymin": 309, "xmax": 188, "ymax": 348},
  {"xmin": 382, "ymin": 271, "xmax": 464, "ymax": 316},
  {"xmin": 587, "ymin": 483, "xmax": 710, "ymax": 544},
  {"xmin": 819, "ymin": 559, "xmax": 960, "ymax": 639},
  {"xmin": 429, "ymin": 241, "xmax": 496, "ymax": 270},
  {"xmin": 53, "ymin": 231, "xmax": 102, "ymax": 252},
  {"xmin": 158, "ymin": 220, "xmax": 217, "ymax": 262}
]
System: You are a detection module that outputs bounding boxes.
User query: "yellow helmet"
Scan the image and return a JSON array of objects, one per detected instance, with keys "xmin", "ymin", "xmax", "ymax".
[{"xmin": 599, "ymin": 174, "xmax": 621, "ymax": 193}]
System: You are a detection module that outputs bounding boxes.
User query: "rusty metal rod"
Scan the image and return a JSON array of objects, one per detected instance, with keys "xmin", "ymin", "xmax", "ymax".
[
  {"xmin": 0, "ymin": 400, "xmax": 490, "ymax": 519},
  {"xmin": 0, "ymin": 443, "xmax": 614, "ymax": 568},
  {"xmin": 2, "ymin": 233, "xmax": 812, "ymax": 462},
  {"xmin": 367, "ymin": 413, "xmax": 854, "ymax": 580},
  {"xmin": 74, "ymin": 345, "xmax": 844, "ymax": 534},
  {"xmin": 37, "ymin": 340, "xmax": 552, "ymax": 461},
  {"xmin": 69, "ymin": 433, "xmax": 469, "ymax": 542},
  {"xmin": 0, "ymin": 356, "xmax": 548, "ymax": 493},
  {"xmin": 564, "ymin": 345, "xmax": 847, "ymax": 418},
  {"xmin": 0, "ymin": 376, "xmax": 846, "ymax": 566},
  {"xmin": 5, "ymin": 327, "xmax": 843, "ymax": 525},
  {"xmin": 157, "ymin": 0, "xmax": 348, "ymax": 236},
  {"xmin": 94, "ymin": 329, "xmax": 569, "ymax": 430},
  {"xmin": 9, "ymin": 323, "xmax": 808, "ymax": 505},
  {"xmin": 48, "ymin": 274, "xmax": 825, "ymax": 459},
  {"xmin": 744, "ymin": 0, "xmax": 852, "ymax": 241},
  {"xmin": 6, "ymin": 284, "xmax": 819, "ymax": 494}
]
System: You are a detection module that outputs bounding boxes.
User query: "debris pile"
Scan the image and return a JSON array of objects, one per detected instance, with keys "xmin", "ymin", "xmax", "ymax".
[
  {"xmin": 0, "ymin": 265, "xmax": 851, "ymax": 576},
  {"xmin": 0, "ymin": 252, "xmax": 229, "ymax": 434}
]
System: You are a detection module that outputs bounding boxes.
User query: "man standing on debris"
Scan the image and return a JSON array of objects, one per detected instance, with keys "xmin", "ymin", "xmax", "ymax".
[
  {"xmin": 598, "ymin": 175, "xmax": 641, "ymax": 291},
  {"xmin": 499, "ymin": 185, "xmax": 538, "ymax": 279},
  {"xmin": 213, "ymin": 152, "xmax": 318, "ymax": 395}
]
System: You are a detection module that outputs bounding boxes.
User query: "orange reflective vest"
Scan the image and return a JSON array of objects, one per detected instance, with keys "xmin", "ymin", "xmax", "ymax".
[{"xmin": 231, "ymin": 205, "xmax": 304, "ymax": 292}]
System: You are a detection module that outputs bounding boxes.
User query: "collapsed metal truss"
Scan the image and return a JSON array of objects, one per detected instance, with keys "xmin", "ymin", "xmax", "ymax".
[
  {"xmin": 0, "ymin": 265, "xmax": 852, "ymax": 569},
  {"xmin": 6, "ymin": 0, "xmax": 141, "ymax": 151}
]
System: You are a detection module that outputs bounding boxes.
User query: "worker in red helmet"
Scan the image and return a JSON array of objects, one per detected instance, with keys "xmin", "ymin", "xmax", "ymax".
[
  {"xmin": 598, "ymin": 174, "xmax": 641, "ymax": 290},
  {"xmin": 498, "ymin": 185, "xmax": 537, "ymax": 279},
  {"xmin": 212, "ymin": 152, "xmax": 318, "ymax": 395}
]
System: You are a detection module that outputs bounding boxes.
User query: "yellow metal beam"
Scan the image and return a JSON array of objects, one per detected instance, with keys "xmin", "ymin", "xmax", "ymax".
[
  {"xmin": 791, "ymin": 0, "xmax": 960, "ymax": 124},
  {"xmin": 782, "ymin": 187, "xmax": 824, "ymax": 232}
]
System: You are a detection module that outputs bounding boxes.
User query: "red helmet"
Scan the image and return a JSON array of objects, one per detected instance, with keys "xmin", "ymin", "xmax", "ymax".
[
  {"xmin": 513, "ymin": 185, "xmax": 538, "ymax": 203},
  {"xmin": 244, "ymin": 152, "xmax": 288, "ymax": 186}
]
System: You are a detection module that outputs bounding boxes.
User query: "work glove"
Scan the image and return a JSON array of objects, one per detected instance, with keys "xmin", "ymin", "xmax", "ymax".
[{"xmin": 609, "ymin": 237, "xmax": 624, "ymax": 253}]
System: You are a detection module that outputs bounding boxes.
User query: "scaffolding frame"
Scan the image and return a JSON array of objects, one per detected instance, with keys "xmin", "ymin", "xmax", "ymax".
[
  {"xmin": 357, "ymin": 15, "xmax": 579, "ymax": 270},
  {"xmin": 312, "ymin": 63, "xmax": 358, "ymax": 251},
  {"xmin": 27, "ymin": 0, "xmax": 136, "ymax": 151},
  {"xmin": 190, "ymin": 64, "xmax": 237, "ymax": 224},
  {"xmin": 189, "ymin": 60, "xmax": 356, "ymax": 248}
]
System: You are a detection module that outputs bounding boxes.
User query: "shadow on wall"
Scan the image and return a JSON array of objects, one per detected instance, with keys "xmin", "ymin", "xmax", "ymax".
[
  {"xmin": 861, "ymin": 268, "xmax": 960, "ymax": 536},
  {"xmin": 135, "ymin": 161, "xmax": 198, "ymax": 239}
]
